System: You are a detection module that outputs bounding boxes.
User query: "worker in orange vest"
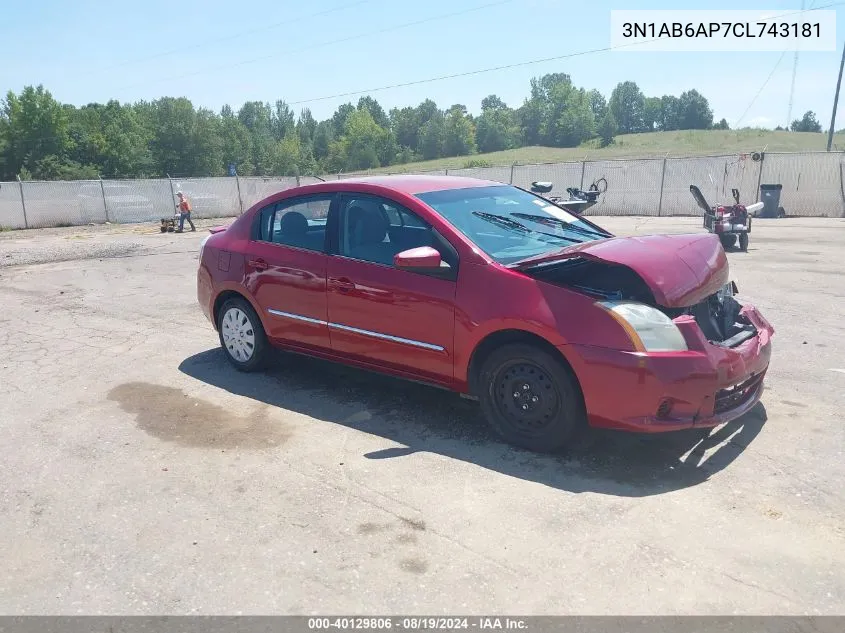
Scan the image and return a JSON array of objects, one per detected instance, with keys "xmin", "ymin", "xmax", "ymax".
[{"xmin": 175, "ymin": 191, "xmax": 196, "ymax": 232}]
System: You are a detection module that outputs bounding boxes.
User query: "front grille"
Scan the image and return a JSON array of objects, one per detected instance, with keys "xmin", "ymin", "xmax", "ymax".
[{"xmin": 714, "ymin": 373, "xmax": 764, "ymax": 414}]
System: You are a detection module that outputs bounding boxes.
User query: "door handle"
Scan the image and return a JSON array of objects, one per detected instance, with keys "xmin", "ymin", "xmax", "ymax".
[
  {"xmin": 248, "ymin": 258, "xmax": 269, "ymax": 271},
  {"xmin": 331, "ymin": 277, "xmax": 356, "ymax": 292}
]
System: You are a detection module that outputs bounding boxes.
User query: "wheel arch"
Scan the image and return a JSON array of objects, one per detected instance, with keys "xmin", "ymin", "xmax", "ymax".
[
  {"xmin": 211, "ymin": 286, "xmax": 265, "ymax": 332},
  {"xmin": 466, "ymin": 329, "xmax": 584, "ymax": 404}
]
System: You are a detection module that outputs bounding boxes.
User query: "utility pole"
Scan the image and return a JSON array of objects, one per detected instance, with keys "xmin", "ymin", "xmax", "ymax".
[
  {"xmin": 786, "ymin": 0, "xmax": 805, "ymax": 129},
  {"xmin": 827, "ymin": 39, "xmax": 845, "ymax": 151}
]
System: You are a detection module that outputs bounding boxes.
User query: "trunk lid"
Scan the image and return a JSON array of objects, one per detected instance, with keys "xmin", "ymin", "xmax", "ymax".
[{"xmin": 510, "ymin": 233, "xmax": 729, "ymax": 308}]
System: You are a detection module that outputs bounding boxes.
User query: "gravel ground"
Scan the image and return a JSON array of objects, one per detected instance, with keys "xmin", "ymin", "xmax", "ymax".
[
  {"xmin": 0, "ymin": 218, "xmax": 232, "ymax": 268},
  {"xmin": 1, "ymin": 215, "xmax": 844, "ymax": 615}
]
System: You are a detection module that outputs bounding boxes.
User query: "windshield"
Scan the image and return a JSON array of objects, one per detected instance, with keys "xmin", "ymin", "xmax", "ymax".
[{"xmin": 416, "ymin": 185, "xmax": 610, "ymax": 265}]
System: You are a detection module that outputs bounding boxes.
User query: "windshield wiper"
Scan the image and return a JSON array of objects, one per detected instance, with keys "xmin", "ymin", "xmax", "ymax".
[
  {"xmin": 510, "ymin": 212, "xmax": 610, "ymax": 240},
  {"xmin": 472, "ymin": 211, "xmax": 581, "ymax": 244}
]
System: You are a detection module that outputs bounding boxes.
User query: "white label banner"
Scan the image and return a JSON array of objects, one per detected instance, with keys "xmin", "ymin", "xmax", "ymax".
[{"xmin": 610, "ymin": 10, "xmax": 836, "ymax": 52}]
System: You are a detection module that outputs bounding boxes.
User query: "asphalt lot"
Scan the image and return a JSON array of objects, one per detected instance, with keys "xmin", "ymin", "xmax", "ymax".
[{"xmin": 1, "ymin": 215, "xmax": 844, "ymax": 615}]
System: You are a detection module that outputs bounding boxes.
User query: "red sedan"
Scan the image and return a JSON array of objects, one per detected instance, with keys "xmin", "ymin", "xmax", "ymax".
[{"xmin": 197, "ymin": 175, "xmax": 774, "ymax": 452}]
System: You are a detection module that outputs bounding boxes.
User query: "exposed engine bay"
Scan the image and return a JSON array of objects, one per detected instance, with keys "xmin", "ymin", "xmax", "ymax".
[{"xmin": 522, "ymin": 256, "xmax": 757, "ymax": 347}]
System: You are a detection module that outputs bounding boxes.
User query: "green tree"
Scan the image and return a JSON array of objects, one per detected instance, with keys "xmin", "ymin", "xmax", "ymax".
[
  {"xmin": 271, "ymin": 133, "xmax": 314, "ymax": 176},
  {"xmin": 517, "ymin": 96, "xmax": 544, "ymax": 146},
  {"xmin": 443, "ymin": 104, "xmax": 476, "ymax": 157},
  {"xmin": 220, "ymin": 106, "xmax": 253, "ymax": 175},
  {"xmin": 476, "ymin": 94, "xmax": 520, "ymax": 153},
  {"xmin": 339, "ymin": 108, "xmax": 391, "ymax": 170},
  {"xmin": 609, "ymin": 81, "xmax": 646, "ymax": 134},
  {"xmin": 390, "ymin": 106, "xmax": 419, "ymax": 151},
  {"xmin": 357, "ymin": 96, "xmax": 390, "ymax": 129},
  {"xmin": 297, "ymin": 108, "xmax": 317, "ymax": 147},
  {"xmin": 713, "ymin": 118, "xmax": 730, "ymax": 130},
  {"xmin": 419, "ymin": 111, "xmax": 446, "ymax": 160},
  {"xmin": 331, "ymin": 103, "xmax": 356, "ymax": 136},
  {"xmin": 598, "ymin": 110, "xmax": 617, "ymax": 147},
  {"xmin": 150, "ymin": 97, "xmax": 197, "ymax": 175},
  {"xmin": 658, "ymin": 95, "xmax": 681, "ymax": 131},
  {"xmin": 790, "ymin": 110, "xmax": 822, "ymax": 132},
  {"xmin": 1, "ymin": 85, "xmax": 72, "ymax": 179},
  {"xmin": 271, "ymin": 100, "xmax": 295, "ymax": 141},
  {"xmin": 415, "ymin": 99, "xmax": 439, "ymax": 127},
  {"xmin": 643, "ymin": 97, "xmax": 661, "ymax": 132},
  {"xmin": 312, "ymin": 120, "xmax": 334, "ymax": 163},
  {"xmin": 544, "ymin": 83, "xmax": 595, "ymax": 147},
  {"xmin": 678, "ymin": 89, "xmax": 713, "ymax": 129},
  {"xmin": 587, "ymin": 89, "xmax": 607, "ymax": 121},
  {"xmin": 187, "ymin": 108, "xmax": 223, "ymax": 176},
  {"xmin": 238, "ymin": 101, "xmax": 274, "ymax": 174},
  {"xmin": 92, "ymin": 100, "xmax": 154, "ymax": 178}
]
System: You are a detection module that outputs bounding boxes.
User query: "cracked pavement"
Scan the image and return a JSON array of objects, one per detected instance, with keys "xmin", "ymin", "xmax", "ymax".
[{"xmin": 1, "ymin": 216, "xmax": 844, "ymax": 614}]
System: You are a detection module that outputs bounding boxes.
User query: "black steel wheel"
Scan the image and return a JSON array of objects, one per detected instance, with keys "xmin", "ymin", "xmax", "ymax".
[{"xmin": 477, "ymin": 343, "xmax": 585, "ymax": 452}]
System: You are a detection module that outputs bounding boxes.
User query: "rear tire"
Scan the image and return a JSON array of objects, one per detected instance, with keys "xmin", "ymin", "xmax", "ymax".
[
  {"xmin": 477, "ymin": 344, "xmax": 586, "ymax": 453},
  {"xmin": 217, "ymin": 297, "xmax": 269, "ymax": 372},
  {"xmin": 738, "ymin": 232, "xmax": 749, "ymax": 251}
]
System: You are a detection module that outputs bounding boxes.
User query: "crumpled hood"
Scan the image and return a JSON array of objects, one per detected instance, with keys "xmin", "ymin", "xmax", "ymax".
[{"xmin": 511, "ymin": 233, "xmax": 729, "ymax": 308}]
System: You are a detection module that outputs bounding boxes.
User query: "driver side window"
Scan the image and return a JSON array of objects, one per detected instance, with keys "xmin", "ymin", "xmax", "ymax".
[{"xmin": 338, "ymin": 196, "xmax": 435, "ymax": 267}]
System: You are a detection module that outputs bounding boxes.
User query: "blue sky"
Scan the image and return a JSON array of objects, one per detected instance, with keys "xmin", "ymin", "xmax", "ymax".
[{"xmin": 1, "ymin": 0, "xmax": 843, "ymax": 129}]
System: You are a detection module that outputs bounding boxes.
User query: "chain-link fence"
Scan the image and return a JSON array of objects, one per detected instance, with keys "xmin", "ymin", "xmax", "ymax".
[{"xmin": 1, "ymin": 152, "xmax": 843, "ymax": 230}]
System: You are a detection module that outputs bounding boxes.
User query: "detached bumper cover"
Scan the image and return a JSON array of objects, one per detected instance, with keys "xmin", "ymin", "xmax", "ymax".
[{"xmin": 565, "ymin": 304, "xmax": 774, "ymax": 433}]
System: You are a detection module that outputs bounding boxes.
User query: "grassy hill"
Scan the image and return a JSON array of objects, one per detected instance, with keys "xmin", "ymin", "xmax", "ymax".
[{"xmin": 375, "ymin": 129, "xmax": 845, "ymax": 173}]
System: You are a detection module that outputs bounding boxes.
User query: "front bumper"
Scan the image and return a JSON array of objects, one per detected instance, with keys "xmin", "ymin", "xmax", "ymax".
[{"xmin": 565, "ymin": 304, "xmax": 774, "ymax": 433}]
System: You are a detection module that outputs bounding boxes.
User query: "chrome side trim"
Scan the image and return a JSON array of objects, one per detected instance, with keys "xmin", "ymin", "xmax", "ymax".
[
  {"xmin": 267, "ymin": 308, "xmax": 328, "ymax": 326},
  {"xmin": 329, "ymin": 322, "xmax": 445, "ymax": 352},
  {"xmin": 267, "ymin": 308, "xmax": 445, "ymax": 352}
]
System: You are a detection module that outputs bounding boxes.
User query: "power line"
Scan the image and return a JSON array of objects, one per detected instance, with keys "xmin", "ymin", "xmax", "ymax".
[
  {"xmin": 285, "ymin": 43, "xmax": 655, "ymax": 106},
  {"xmin": 5, "ymin": 37, "xmax": 653, "ymax": 149},
  {"xmin": 735, "ymin": 51, "xmax": 788, "ymax": 128},
  {"xmin": 99, "ymin": 0, "xmax": 371, "ymax": 72},
  {"xmin": 116, "ymin": 0, "xmax": 517, "ymax": 91},
  {"xmin": 12, "ymin": 2, "xmax": 842, "ymax": 146},
  {"xmin": 283, "ymin": 3, "xmax": 839, "ymax": 108}
]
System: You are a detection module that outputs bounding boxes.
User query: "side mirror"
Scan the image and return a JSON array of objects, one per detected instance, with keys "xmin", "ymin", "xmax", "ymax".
[{"xmin": 394, "ymin": 246, "xmax": 443, "ymax": 270}]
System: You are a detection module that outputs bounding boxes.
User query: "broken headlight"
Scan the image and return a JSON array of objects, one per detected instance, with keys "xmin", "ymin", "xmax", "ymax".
[{"xmin": 598, "ymin": 300, "xmax": 688, "ymax": 353}]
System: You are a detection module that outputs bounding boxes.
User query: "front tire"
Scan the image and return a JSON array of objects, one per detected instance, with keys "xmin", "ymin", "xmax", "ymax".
[
  {"xmin": 738, "ymin": 232, "xmax": 749, "ymax": 251},
  {"xmin": 217, "ymin": 297, "xmax": 269, "ymax": 372},
  {"xmin": 477, "ymin": 344, "xmax": 586, "ymax": 453}
]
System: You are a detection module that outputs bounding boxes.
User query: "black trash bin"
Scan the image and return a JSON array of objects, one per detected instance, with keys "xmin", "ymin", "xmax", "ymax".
[{"xmin": 759, "ymin": 184, "xmax": 783, "ymax": 218}]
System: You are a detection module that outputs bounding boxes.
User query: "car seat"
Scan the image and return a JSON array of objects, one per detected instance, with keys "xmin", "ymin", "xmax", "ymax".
[
  {"xmin": 277, "ymin": 211, "xmax": 315, "ymax": 249},
  {"xmin": 346, "ymin": 203, "xmax": 395, "ymax": 265}
]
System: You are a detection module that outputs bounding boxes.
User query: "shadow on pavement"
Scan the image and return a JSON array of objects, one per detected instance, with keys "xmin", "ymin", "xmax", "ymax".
[{"xmin": 178, "ymin": 348, "xmax": 767, "ymax": 498}]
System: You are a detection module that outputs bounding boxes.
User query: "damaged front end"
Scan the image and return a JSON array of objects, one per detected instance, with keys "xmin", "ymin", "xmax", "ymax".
[
  {"xmin": 665, "ymin": 282, "xmax": 757, "ymax": 348},
  {"xmin": 520, "ymin": 255, "xmax": 757, "ymax": 348}
]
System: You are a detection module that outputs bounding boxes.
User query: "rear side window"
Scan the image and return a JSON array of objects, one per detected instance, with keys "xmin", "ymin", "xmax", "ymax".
[{"xmin": 255, "ymin": 195, "xmax": 333, "ymax": 252}]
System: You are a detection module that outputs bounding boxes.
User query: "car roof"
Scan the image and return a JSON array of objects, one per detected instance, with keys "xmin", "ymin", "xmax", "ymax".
[{"xmin": 320, "ymin": 174, "xmax": 505, "ymax": 195}]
